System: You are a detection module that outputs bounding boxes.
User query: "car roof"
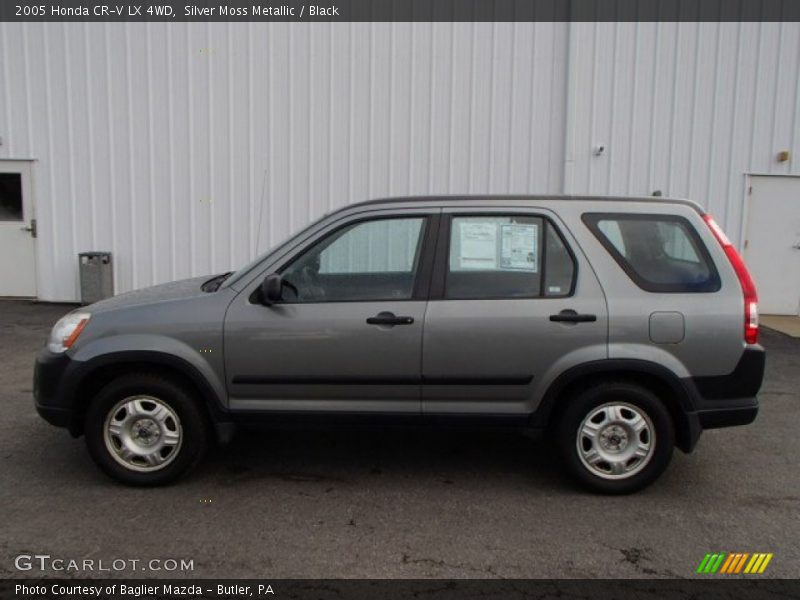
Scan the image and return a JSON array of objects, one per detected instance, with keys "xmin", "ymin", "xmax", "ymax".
[{"xmin": 346, "ymin": 194, "xmax": 705, "ymax": 213}]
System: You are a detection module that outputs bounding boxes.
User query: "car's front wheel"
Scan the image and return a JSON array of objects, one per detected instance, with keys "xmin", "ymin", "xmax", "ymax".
[
  {"xmin": 84, "ymin": 373, "xmax": 209, "ymax": 485},
  {"xmin": 556, "ymin": 381, "xmax": 675, "ymax": 494}
]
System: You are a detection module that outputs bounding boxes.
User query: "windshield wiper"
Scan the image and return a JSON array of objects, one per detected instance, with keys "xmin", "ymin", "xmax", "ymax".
[{"xmin": 201, "ymin": 271, "xmax": 234, "ymax": 292}]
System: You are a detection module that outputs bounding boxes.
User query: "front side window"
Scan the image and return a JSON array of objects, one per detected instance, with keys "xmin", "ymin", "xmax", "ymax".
[
  {"xmin": 280, "ymin": 217, "xmax": 426, "ymax": 302},
  {"xmin": 445, "ymin": 215, "xmax": 575, "ymax": 300},
  {"xmin": 583, "ymin": 213, "xmax": 720, "ymax": 293}
]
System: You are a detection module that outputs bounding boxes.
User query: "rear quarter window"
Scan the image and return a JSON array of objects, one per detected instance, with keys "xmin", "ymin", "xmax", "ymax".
[{"xmin": 582, "ymin": 213, "xmax": 720, "ymax": 293}]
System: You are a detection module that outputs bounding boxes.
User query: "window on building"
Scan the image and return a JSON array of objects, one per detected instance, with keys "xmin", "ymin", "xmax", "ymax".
[{"xmin": 0, "ymin": 173, "xmax": 23, "ymax": 221}]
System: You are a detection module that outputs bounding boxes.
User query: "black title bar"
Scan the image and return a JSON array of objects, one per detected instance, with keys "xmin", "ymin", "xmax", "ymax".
[
  {"xmin": 2, "ymin": 579, "xmax": 800, "ymax": 600},
  {"xmin": 2, "ymin": 0, "xmax": 800, "ymax": 22}
]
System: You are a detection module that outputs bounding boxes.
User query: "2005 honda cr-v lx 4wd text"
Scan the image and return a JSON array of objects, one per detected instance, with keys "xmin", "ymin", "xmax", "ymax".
[{"xmin": 34, "ymin": 196, "xmax": 765, "ymax": 493}]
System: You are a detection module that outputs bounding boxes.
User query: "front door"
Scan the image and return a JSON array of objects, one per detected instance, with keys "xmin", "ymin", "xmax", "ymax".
[
  {"xmin": 0, "ymin": 161, "xmax": 36, "ymax": 297},
  {"xmin": 422, "ymin": 209, "xmax": 608, "ymax": 416},
  {"xmin": 744, "ymin": 175, "xmax": 800, "ymax": 315},
  {"xmin": 224, "ymin": 210, "xmax": 438, "ymax": 413}
]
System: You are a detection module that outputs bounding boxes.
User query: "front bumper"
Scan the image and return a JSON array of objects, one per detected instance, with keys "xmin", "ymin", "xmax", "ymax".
[{"xmin": 33, "ymin": 348, "xmax": 77, "ymax": 433}]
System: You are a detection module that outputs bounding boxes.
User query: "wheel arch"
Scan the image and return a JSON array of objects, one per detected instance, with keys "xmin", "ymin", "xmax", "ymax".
[
  {"xmin": 532, "ymin": 359, "xmax": 700, "ymax": 452},
  {"xmin": 67, "ymin": 351, "xmax": 228, "ymax": 440}
]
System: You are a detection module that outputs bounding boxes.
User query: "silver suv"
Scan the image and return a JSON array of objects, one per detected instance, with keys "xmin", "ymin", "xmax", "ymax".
[{"xmin": 34, "ymin": 196, "xmax": 765, "ymax": 493}]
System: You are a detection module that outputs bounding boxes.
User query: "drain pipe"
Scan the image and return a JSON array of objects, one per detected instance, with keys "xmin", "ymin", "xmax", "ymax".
[{"xmin": 562, "ymin": 14, "xmax": 579, "ymax": 195}]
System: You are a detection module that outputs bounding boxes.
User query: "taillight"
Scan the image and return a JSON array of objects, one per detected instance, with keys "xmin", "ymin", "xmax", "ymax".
[{"xmin": 703, "ymin": 214, "xmax": 759, "ymax": 344}]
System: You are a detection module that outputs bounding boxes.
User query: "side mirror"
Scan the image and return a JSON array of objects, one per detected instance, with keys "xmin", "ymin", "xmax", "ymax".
[{"xmin": 260, "ymin": 274, "xmax": 283, "ymax": 306}]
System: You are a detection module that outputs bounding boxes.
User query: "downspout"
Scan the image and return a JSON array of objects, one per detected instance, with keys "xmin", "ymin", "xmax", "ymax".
[{"xmin": 562, "ymin": 11, "xmax": 578, "ymax": 195}]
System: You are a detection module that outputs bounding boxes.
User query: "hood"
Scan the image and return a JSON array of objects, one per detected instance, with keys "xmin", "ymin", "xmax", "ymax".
[{"xmin": 86, "ymin": 275, "xmax": 215, "ymax": 313}]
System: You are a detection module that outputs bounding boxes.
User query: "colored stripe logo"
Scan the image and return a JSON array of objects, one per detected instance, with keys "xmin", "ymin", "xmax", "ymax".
[{"xmin": 697, "ymin": 553, "xmax": 773, "ymax": 574}]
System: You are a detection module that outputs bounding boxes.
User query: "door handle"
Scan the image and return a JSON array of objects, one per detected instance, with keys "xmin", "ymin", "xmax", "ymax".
[
  {"xmin": 366, "ymin": 312, "xmax": 414, "ymax": 326},
  {"xmin": 550, "ymin": 309, "xmax": 597, "ymax": 323},
  {"xmin": 20, "ymin": 219, "xmax": 37, "ymax": 238}
]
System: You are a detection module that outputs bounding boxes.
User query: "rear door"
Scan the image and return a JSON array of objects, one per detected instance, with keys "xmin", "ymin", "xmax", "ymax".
[{"xmin": 421, "ymin": 207, "xmax": 608, "ymax": 417}]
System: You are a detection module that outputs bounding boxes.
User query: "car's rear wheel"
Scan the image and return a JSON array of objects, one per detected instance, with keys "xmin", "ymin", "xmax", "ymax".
[
  {"xmin": 556, "ymin": 381, "xmax": 674, "ymax": 494},
  {"xmin": 84, "ymin": 373, "xmax": 209, "ymax": 485}
]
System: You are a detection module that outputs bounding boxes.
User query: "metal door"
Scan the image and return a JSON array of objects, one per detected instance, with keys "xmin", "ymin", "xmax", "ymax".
[
  {"xmin": 0, "ymin": 161, "xmax": 36, "ymax": 297},
  {"xmin": 744, "ymin": 175, "xmax": 800, "ymax": 315}
]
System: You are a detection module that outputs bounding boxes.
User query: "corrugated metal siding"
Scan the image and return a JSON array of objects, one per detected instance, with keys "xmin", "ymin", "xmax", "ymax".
[
  {"xmin": 564, "ymin": 21, "xmax": 800, "ymax": 244},
  {"xmin": 2, "ymin": 21, "xmax": 800, "ymax": 301},
  {"xmin": 0, "ymin": 22, "xmax": 568, "ymax": 301}
]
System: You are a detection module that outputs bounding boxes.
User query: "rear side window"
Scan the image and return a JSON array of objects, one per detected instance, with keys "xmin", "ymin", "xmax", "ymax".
[
  {"xmin": 583, "ymin": 213, "xmax": 720, "ymax": 293},
  {"xmin": 445, "ymin": 215, "xmax": 575, "ymax": 299}
]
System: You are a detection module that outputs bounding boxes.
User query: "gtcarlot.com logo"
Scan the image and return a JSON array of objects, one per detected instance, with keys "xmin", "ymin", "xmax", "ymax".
[
  {"xmin": 14, "ymin": 554, "xmax": 194, "ymax": 573},
  {"xmin": 697, "ymin": 552, "xmax": 773, "ymax": 575}
]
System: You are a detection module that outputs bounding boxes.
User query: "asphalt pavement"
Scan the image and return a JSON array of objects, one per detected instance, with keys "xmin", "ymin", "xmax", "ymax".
[{"xmin": 1, "ymin": 299, "xmax": 798, "ymax": 579}]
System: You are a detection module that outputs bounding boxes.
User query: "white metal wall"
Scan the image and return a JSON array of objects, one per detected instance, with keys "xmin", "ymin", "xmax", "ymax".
[
  {"xmin": 1, "ymin": 21, "xmax": 799, "ymax": 301},
  {"xmin": 564, "ymin": 21, "xmax": 800, "ymax": 242},
  {"xmin": 0, "ymin": 22, "xmax": 568, "ymax": 301}
]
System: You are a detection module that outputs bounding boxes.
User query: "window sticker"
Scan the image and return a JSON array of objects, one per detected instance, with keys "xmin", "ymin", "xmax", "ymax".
[
  {"xmin": 500, "ymin": 223, "xmax": 538, "ymax": 272},
  {"xmin": 459, "ymin": 222, "xmax": 498, "ymax": 270}
]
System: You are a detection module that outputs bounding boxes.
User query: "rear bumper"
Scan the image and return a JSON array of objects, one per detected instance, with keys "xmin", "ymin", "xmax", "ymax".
[
  {"xmin": 691, "ymin": 347, "xmax": 765, "ymax": 402},
  {"xmin": 697, "ymin": 402, "xmax": 759, "ymax": 429},
  {"xmin": 679, "ymin": 346, "xmax": 764, "ymax": 450}
]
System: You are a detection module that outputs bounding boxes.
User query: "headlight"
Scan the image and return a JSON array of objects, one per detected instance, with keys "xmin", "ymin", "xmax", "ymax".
[{"xmin": 48, "ymin": 312, "xmax": 91, "ymax": 353}]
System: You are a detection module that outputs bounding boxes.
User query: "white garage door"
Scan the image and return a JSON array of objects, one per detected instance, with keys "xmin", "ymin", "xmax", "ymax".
[{"xmin": 744, "ymin": 175, "xmax": 800, "ymax": 316}]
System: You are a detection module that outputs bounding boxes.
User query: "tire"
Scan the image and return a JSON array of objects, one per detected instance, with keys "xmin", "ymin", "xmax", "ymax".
[
  {"xmin": 555, "ymin": 381, "xmax": 674, "ymax": 494},
  {"xmin": 84, "ymin": 372, "xmax": 210, "ymax": 486}
]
